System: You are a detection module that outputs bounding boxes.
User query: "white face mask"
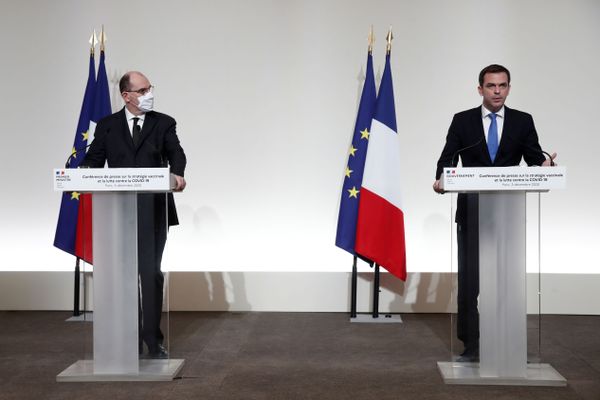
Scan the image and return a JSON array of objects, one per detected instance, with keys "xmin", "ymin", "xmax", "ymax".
[{"xmin": 137, "ymin": 91, "xmax": 154, "ymax": 112}]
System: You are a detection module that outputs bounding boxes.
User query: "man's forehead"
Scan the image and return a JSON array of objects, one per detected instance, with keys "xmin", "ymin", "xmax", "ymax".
[
  {"xmin": 130, "ymin": 73, "xmax": 150, "ymax": 87},
  {"xmin": 483, "ymin": 72, "xmax": 509, "ymax": 85}
]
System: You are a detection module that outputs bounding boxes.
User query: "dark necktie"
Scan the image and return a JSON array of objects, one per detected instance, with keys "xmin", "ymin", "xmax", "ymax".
[
  {"xmin": 132, "ymin": 117, "xmax": 141, "ymax": 146},
  {"xmin": 487, "ymin": 113, "xmax": 498, "ymax": 162}
]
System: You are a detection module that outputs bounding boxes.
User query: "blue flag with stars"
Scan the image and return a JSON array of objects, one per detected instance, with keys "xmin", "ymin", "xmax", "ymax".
[
  {"xmin": 53, "ymin": 52, "xmax": 97, "ymax": 255},
  {"xmin": 335, "ymin": 52, "xmax": 377, "ymax": 255}
]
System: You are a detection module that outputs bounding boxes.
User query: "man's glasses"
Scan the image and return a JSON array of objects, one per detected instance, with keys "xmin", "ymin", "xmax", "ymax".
[{"xmin": 126, "ymin": 85, "xmax": 154, "ymax": 95}]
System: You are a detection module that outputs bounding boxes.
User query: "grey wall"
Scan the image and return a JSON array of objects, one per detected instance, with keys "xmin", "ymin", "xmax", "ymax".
[{"xmin": 1, "ymin": 1, "xmax": 598, "ymax": 291}]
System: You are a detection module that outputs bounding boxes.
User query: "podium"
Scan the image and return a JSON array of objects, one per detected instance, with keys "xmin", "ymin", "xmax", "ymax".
[
  {"xmin": 436, "ymin": 166, "xmax": 567, "ymax": 386},
  {"xmin": 53, "ymin": 168, "xmax": 184, "ymax": 381}
]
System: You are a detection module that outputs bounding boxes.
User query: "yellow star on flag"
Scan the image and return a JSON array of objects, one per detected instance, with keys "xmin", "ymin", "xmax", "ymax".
[
  {"xmin": 349, "ymin": 145, "xmax": 357, "ymax": 157},
  {"xmin": 71, "ymin": 191, "xmax": 80, "ymax": 200},
  {"xmin": 71, "ymin": 147, "xmax": 77, "ymax": 159},
  {"xmin": 347, "ymin": 186, "xmax": 359, "ymax": 198},
  {"xmin": 360, "ymin": 128, "xmax": 370, "ymax": 140},
  {"xmin": 82, "ymin": 130, "xmax": 89, "ymax": 141},
  {"xmin": 345, "ymin": 166, "xmax": 353, "ymax": 178}
]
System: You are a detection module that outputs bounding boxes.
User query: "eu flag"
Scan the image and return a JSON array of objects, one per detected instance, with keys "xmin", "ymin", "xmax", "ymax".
[
  {"xmin": 53, "ymin": 52, "xmax": 97, "ymax": 256},
  {"xmin": 335, "ymin": 52, "xmax": 377, "ymax": 255}
]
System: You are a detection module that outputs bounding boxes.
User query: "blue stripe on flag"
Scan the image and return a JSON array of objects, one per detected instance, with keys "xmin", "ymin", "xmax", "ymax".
[{"xmin": 373, "ymin": 54, "xmax": 397, "ymax": 132}]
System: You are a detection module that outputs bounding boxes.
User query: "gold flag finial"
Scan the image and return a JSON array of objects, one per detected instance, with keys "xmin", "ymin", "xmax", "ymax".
[
  {"xmin": 386, "ymin": 26, "xmax": 393, "ymax": 54},
  {"xmin": 99, "ymin": 25, "xmax": 107, "ymax": 52},
  {"xmin": 368, "ymin": 25, "xmax": 375, "ymax": 54},
  {"xmin": 89, "ymin": 29, "xmax": 98, "ymax": 55}
]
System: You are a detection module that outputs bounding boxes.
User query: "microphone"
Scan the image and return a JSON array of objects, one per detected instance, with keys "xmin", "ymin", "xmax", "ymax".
[
  {"xmin": 64, "ymin": 144, "xmax": 92, "ymax": 168},
  {"xmin": 538, "ymin": 149, "xmax": 555, "ymax": 166},
  {"xmin": 450, "ymin": 137, "xmax": 484, "ymax": 167},
  {"xmin": 531, "ymin": 146, "xmax": 555, "ymax": 166},
  {"xmin": 504, "ymin": 135, "xmax": 556, "ymax": 166}
]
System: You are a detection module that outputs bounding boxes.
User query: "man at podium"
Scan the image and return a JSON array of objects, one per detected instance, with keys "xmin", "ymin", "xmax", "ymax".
[
  {"xmin": 432, "ymin": 64, "xmax": 556, "ymax": 361},
  {"xmin": 82, "ymin": 71, "xmax": 187, "ymax": 358}
]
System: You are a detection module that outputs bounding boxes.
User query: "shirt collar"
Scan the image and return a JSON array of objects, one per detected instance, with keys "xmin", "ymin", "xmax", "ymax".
[
  {"xmin": 124, "ymin": 107, "xmax": 145, "ymax": 123},
  {"xmin": 482, "ymin": 105, "xmax": 505, "ymax": 119}
]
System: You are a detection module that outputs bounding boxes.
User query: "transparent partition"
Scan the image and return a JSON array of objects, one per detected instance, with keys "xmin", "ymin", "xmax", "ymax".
[
  {"xmin": 448, "ymin": 192, "xmax": 459, "ymax": 361},
  {"xmin": 136, "ymin": 192, "xmax": 170, "ymax": 363},
  {"xmin": 447, "ymin": 191, "xmax": 542, "ymax": 366},
  {"xmin": 79, "ymin": 192, "xmax": 94, "ymax": 364},
  {"xmin": 526, "ymin": 192, "xmax": 541, "ymax": 365}
]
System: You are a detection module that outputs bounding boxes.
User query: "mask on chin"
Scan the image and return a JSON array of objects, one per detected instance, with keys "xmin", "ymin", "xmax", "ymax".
[{"xmin": 137, "ymin": 92, "xmax": 154, "ymax": 112}]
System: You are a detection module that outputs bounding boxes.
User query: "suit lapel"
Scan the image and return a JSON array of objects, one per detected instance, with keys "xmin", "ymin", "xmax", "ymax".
[
  {"xmin": 118, "ymin": 108, "xmax": 136, "ymax": 151},
  {"xmin": 136, "ymin": 111, "xmax": 156, "ymax": 151},
  {"xmin": 497, "ymin": 106, "xmax": 513, "ymax": 158}
]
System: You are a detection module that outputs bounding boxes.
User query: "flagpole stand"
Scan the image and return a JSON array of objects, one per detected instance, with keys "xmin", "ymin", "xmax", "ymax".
[
  {"xmin": 350, "ymin": 256, "xmax": 358, "ymax": 318},
  {"xmin": 350, "ymin": 264, "xmax": 402, "ymax": 324},
  {"xmin": 66, "ymin": 258, "xmax": 93, "ymax": 322},
  {"xmin": 73, "ymin": 257, "xmax": 80, "ymax": 316}
]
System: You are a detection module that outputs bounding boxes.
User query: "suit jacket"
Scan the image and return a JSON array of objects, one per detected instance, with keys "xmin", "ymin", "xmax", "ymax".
[
  {"xmin": 435, "ymin": 106, "xmax": 546, "ymax": 224},
  {"xmin": 81, "ymin": 108, "xmax": 187, "ymax": 225}
]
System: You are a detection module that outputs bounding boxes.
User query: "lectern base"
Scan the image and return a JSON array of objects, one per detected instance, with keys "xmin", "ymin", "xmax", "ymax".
[
  {"xmin": 56, "ymin": 359, "xmax": 185, "ymax": 382},
  {"xmin": 437, "ymin": 361, "xmax": 566, "ymax": 386}
]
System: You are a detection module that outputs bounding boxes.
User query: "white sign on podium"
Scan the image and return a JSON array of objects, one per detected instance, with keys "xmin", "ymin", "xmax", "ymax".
[
  {"xmin": 53, "ymin": 167, "xmax": 174, "ymax": 192},
  {"xmin": 440, "ymin": 166, "xmax": 566, "ymax": 192}
]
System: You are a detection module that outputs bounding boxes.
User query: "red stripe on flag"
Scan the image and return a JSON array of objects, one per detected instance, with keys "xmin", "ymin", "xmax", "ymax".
[
  {"xmin": 355, "ymin": 188, "xmax": 406, "ymax": 281},
  {"xmin": 74, "ymin": 193, "xmax": 93, "ymax": 264}
]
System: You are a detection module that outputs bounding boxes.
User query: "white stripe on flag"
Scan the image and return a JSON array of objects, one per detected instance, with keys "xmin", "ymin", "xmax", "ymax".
[{"xmin": 361, "ymin": 119, "xmax": 403, "ymax": 209}]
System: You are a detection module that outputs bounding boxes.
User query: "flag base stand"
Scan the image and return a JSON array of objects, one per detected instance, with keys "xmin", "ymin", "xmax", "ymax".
[
  {"xmin": 437, "ymin": 361, "xmax": 566, "ymax": 386},
  {"xmin": 350, "ymin": 314, "xmax": 402, "ymax": 323},
  {"xmin": 349, "ymin": 262, "xmax": 402, "ymax": 323},
  {"xmin": 67, "ymin": 257, "xmax": 91, "ymax": 322},
  {"xmin": 57, "ymin": 359, "xmax": 184, "ymax": 382},
  {"xmin": 66, "ymin": 312, "xmax": 93, "ymax": 322}
]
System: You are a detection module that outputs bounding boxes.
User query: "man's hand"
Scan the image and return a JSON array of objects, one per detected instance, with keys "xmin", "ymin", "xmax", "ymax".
[
  {"xmin": 433, "ymin": 179, "xmax": 445, "ymax": 194},
  {"xmin": 173, "ymin": 174, "xmax": 186, "ymax": 192},
  {"xmin": 542, "ymin": 152, "xmax": 557, "ymax": 167}
]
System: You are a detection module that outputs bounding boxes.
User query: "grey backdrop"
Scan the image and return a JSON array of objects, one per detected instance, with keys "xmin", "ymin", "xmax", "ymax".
[{"xmin": 1, "ymin": 0, "xmax": 598, "ymax": 277}]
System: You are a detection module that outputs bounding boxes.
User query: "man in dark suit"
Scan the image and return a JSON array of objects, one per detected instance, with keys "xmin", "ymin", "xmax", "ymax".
[
  {"xmin": 433, "ymin": 64, "xmax": 556, "ymax": 361},
  {"xmin": 82, "ymin": 71, "xmax": 187, "ymax": 358}
]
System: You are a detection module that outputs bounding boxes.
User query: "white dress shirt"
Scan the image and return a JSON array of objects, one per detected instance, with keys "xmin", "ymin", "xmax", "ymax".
[
  {"xmin": 124, "ymin": 107, "xmax": 145, "ymax": 137},
  {"xmin": 481, "ymin": 105, "xmax": 505, "ymax": 144}
]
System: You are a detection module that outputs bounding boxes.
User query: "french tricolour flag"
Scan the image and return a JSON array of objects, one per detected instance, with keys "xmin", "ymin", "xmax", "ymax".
[{"xmin": 355, "ymin": 52, "xmax": 406, "ymax": 281}]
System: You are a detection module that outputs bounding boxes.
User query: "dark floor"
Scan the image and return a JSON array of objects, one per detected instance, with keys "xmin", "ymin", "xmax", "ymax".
[{"xmin": 0, "ymin": 312, "xmax": 599, "ymax": 400}]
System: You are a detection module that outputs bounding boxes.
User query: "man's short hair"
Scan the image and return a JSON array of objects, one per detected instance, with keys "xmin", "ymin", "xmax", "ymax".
[
  {"xmin": 479, "ymin": 64, "xmax": 511, "ymax": 86},
  {"xmin": 119, "ymin": 72, "xmax": 132, "ymax": 93}
]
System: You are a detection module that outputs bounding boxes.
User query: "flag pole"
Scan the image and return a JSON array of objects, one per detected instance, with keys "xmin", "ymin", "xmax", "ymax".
[
  {"xmin": 349, "ymin": 27, "xmax": 376, "ymax": 320},
  {"xmin": 73, "ymin": 258, "xmax": 81, "ymax": 316},
  {"xmin": 99, "ymin": 24, "xmax": 106, "ymax": 52},
  {"xmin": 72, "ymin": 30, "xmax": 97, "ymax": 318},
  {"xmin": 350, "ymin": 256, "xmax": 358, "ymax": 318},
  {"xmin": 369, "ymin": 27, "xmax": 393, "ymax": 320},
  {"xmin": 386, "ymin": 26, "xmax": 393, "ymax": 55},
  {"xmin": 372, "ymin": 263, "xmax": 380, "ymax": 318}
]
